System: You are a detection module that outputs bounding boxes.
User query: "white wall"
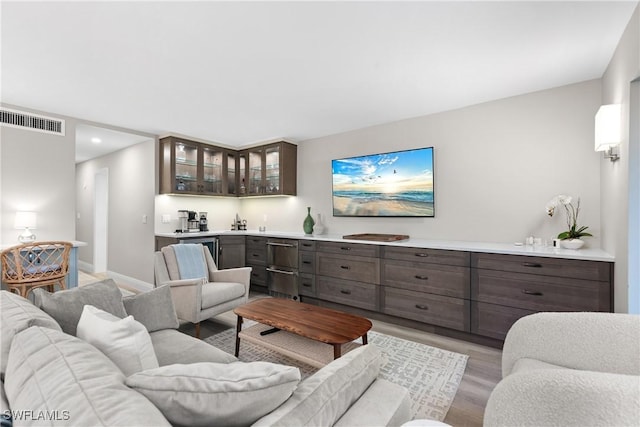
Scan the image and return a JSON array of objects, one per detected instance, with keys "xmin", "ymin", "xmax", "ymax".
[
  {"xmin": 243, "ymin": 80, "xmax": 603, "ymax": 249},
  {"xmin": 0, "ymin": 104, "xmax": 76, "ymax": 244},
  {"xmin": 601, "ymin": 4, "xmax": 640, "ymax": 313},
  {"xmin": 154, "ymin": 195, "xmax": 241, "ymax": 234},
  {"xmin": 76, "ymin": 139, "xmax": 156, "ymax": 284}
]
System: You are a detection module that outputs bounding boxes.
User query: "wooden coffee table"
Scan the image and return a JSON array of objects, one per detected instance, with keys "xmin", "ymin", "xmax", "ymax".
[{"xmin": 234, "ymin": 298, "xmax": 372, "ymax": 360}]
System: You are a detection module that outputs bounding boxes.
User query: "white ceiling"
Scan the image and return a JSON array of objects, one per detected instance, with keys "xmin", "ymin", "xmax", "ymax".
[
  {"xmin": 75, "ymin": 124, "xmax": 153, "ymax": 163},
  {"xmin": 2, "ymin": 1, "xmax": 638, "ymax": 151}
]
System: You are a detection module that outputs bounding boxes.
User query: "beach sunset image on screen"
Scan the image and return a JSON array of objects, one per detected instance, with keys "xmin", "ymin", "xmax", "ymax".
[{"xmin": 332, "ymin": 147, "xmax": 434, "ymax": 217}]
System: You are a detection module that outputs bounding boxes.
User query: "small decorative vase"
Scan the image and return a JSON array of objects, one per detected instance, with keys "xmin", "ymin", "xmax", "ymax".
[
  {"xmin": 303, "ymin": 207, "xmax": 315, "ymax": 235},
  {"xmin": 314, "ymin": 213, "xmax": 325, "ymax": 235},
  {"xmin": 560, "ymin": 239, "xmax": 585, "ymax": 250}
]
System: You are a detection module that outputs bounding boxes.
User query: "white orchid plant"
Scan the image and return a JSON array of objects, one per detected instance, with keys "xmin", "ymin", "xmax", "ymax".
[{"xmin": 545, "ymin": 195, "xmax": 592, "ymax": 240}]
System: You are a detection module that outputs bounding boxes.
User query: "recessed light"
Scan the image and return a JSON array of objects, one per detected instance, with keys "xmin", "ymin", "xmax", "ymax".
[{"xmin": 91, "ymin": 137, "xmax": 102, "ymax": 144}]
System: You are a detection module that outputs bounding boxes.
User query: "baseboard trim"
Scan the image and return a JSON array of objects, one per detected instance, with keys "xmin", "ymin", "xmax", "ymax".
[
  {"xmin": 78, "ymin": 260, "xmax": 152, "ymax": 293},
  {"xmin": 78, "ymin": 260, "xmax": 93, "ymax": 272},
  {"xmin": 106, "ymin": 271, "xmax": 153, "ymax": 293}
]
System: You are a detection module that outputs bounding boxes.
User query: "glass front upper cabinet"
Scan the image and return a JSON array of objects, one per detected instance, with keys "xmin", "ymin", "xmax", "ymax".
[
  {"xmin": 160, "ymin": 137, "xmax": 297, "ymax": 196},
  {"xmin": 238, "ymin": 152, "xmax": 247, "ymax": 196},
  {"xmin": 226, "ymin": 152, "xmax": 237, "ymax": 195},
  {"xmin": 202, "ymin": 145, "xmax": 223, "ymax": 194},
  {"xmin": 247, "ymin": 149, "xmax": 263, "ymax": 195},
  {"xmin": 173, "ymin": 139, "xmax": 199, "ymax": 193},
  {"xmin": 238, "ymin": 142, "xmax": 297, "ymax": 196},
  {"xmin": 160, "ymin": 137, "xmax": 227, "ymax": 195},
  {"xmin": 264, "ymin": 145, "xmax": 280, "ymax": 194}
]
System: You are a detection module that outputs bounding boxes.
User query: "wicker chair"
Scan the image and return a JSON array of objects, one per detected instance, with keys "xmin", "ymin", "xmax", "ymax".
[{"xmin": 0, "ymin": 241, "xmax": 72, "ymax": 298}]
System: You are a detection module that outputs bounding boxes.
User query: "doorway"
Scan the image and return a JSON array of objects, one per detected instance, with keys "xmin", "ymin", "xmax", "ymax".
[{"xmin": 94, "ymin": 168, "xmax": 108, "ymax": 273}]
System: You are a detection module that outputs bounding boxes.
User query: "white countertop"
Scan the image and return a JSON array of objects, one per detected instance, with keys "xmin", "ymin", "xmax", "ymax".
[{"xmin": 156, "ymin": 230, "xmax": 614, "ymax": 262}]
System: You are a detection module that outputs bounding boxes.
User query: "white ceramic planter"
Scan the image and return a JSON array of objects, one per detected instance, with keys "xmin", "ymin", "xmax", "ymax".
[{"xmin": 560, "ymin": 239, "xmax": 585, "ymax": 250}]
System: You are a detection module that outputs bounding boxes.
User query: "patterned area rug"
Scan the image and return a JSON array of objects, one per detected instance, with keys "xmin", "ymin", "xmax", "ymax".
[{"xmin": 204, "ymin": 325, "xmax": 468, "ymax": 421}]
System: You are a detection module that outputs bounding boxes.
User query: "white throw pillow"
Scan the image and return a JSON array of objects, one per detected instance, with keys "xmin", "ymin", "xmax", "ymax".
[
  {"xmin": 126, "ymin": 361, "xmax": 301, "ymax": 427},
  {"xmin": 76, "ymin": 304, "xmax": 159, "ymax": 376},
  {"xmin": 253, "ymin": 344, "xmax": 382, "ymax": 427}
]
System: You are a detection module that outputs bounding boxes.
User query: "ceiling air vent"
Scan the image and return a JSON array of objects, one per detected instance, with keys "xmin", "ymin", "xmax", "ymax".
[{"xmin": 0, "ymin": 107, "xmax": 65, "ymax": 136}]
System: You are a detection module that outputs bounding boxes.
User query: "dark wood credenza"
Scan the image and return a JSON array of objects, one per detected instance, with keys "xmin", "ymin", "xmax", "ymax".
[
  {"xmin": 156, "ymin": 232, "xmax": 614, "ymax": 348},
  {"xmin": 301, "ymin": 240, "xmax": 613, "ymax": 348}
]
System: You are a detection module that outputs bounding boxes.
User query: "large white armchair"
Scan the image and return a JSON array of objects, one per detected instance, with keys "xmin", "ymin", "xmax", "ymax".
[
  {"xmin": 484, "ymin": 312, "xmax": 640, "ymax": 427},
  {"xmin": 154, "ymin": 244, "xmax": 251, "ymax": 338}
]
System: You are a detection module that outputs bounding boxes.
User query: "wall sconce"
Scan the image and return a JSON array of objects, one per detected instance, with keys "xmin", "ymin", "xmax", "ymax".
[
  {"xmin": 595, "ymin": 104, "xmax": 621, "ymax": 162},
  {"xmin": 14, "ymin": 211, "xmax": 37, "ymax": 243}
]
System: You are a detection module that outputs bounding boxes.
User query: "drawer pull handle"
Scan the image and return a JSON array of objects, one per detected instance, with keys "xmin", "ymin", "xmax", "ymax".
[
  {"xmin": 522, "ymin": 262, "xmax": 542, "ymax": 268},
  {"xmin": 340, "ymin": 247, "xmax": 351, "ymax": 251},
  {"xmin": 267, "ymin": 242, "xmax": 296, "ymax": 248},
  {"xmin": 340, "ymin": 265, "xmax": 351, "ymax": 270},
  {"xmin": 414, "ymin": 275, "xmax": 429, "ymax": 280},
  {"xmin": 340, "ymin": 290, "xmax": 352, "ymax": 295},
  {"xmin": 415, "ymin": 304, "xmax": 429, "ymax": 310},
  {"xmin": 415, "ymin": 253, "xmax": 429, "ymax": 258},
  {"xmin": 522, "ymin": 290, "xmax": 543, "ymax": 296},
  {"xmin": 266, "ymin": 267, "xmax": 296, "ymax": 276},
  {"xmin": 302, "ymin": 283, "xmax": 311, "ymax": 288},
  {"xmin": 303, "ymin": 261, "xmax": 312, "ymax": 264}
]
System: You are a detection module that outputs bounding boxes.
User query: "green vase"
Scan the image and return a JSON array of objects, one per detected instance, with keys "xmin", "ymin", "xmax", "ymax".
[{"xmin": 303, "ymin": 207, "xmax": 315, "ymax": 235}]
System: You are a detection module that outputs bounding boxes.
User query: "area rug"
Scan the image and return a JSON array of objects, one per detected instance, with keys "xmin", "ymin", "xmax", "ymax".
[{"xmin": 204, "ymin": 325, "xmax": 468, "ymax": 421}]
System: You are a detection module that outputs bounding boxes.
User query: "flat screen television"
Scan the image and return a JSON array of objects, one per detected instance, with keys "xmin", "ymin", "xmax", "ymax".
[{"xmin": 332, "ymin": 147, "xmax": 434, "ymax": 217}]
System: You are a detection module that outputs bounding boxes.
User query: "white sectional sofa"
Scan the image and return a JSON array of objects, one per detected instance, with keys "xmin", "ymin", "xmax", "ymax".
[{"xmin": 0, "ymin": 280, "xmax": 411, "ymax": 426}]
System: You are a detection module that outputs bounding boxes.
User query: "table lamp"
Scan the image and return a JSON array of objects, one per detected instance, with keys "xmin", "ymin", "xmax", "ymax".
[{"xmin": 15, "ymin": 211, "xmax": 37, "ymax": 243}]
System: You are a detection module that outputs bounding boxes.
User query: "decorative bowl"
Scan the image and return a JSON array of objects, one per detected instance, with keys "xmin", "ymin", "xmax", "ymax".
[{"xmin": 560, "ymin": 239, "xmax": 585, "ymax": 250}]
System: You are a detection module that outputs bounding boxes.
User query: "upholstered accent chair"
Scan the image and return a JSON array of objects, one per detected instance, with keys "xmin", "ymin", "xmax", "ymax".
[
  {"xmin": 484, "ymin": 312, "xmax": 640, "ymax": 426},
  {"xmin": 154, "ymin": 244, "xmax": 251, "ymax": 338}
]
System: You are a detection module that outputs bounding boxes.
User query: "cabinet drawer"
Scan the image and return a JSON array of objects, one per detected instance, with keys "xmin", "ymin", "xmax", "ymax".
[
  {"xmin": 471, "ymin": 269, "xmax": 611, "ymax": 312},
  {"xmin": 299, "ymin": 251, "xmax": 315, "ymax": 274},
  {"xmin": 248, "ymin": 265, "xmax": 267, "ymax": 286},
  {"xmin": 299, "ymin": 240, "xmax": 316, "ymax": 251},
  {"xmin": 317, "ymin": 241, "xmax": 380, "ymax": 258},
  {"xmin": 246, "ymin": 248, "xmax": 267, "ymax": 265},
  {"xmin": 317, "ymin": 277, "xmax": 378, "ymax": 311},
  {"xmin": 382, "ymin": 260, "xmax": 469, "ymax": 298},
  {"xmin": 317, "ymin": 253, "xmax": 380, "ymax": 284},
  {"xmin": 246, "ymin": 236, "xmax": 267, "ymax": 250},
  {"xmin": 472, "ymin": 253, "xmax": 611, "ymax": 282},
  {"xmin": 382, "ymin": 287, "xmax": 469, "ymax": 332},
  {"xmin": 298, "ymin": 273, "xmax": 316, "ymax": 297},
  {"xmin": 219, "ymin": 235, "xmax": 246, "ymax": 245},
  {"xmin": 471, "ymin": 301, "xmax": 535, "ymax": 340},
  {"xmin": 383, "ymin": 246, "xmax": 470, "ymax": 267}
]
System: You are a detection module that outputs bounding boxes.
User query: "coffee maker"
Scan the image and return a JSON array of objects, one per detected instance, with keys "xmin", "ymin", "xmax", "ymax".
[
  {"xmin": 199, "ymin": 212, "xmax": 208, "ymax": 232},
  {"xmin": 187, "ymin": 211, "xmax": 199, "ymax": 232},
  {"xmin": 177, "ymin": 210, "xmax": 189, "ymax": 233}
]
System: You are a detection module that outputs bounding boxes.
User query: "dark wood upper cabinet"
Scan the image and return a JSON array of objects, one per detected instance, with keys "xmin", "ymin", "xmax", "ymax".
[
  {"xmin": 238, "ymin": 141, "xmax": 297, "ymax": 196},
  {"xmin": 160, "ymin": 138, "xmax": 296, "ymax": 197},
  {"xmin": 159, "ymin": 136, "xmax": 233, "ymax": 196}
]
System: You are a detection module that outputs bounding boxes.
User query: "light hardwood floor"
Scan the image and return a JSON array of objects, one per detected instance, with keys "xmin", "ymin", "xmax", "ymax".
[
  {"xmin": 80, "ymin": 272, "xmax": 502, "ymax": 426},
  {"xmin": 188, "ymin": 308, "xmax": 502, "ymax": 427}
]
